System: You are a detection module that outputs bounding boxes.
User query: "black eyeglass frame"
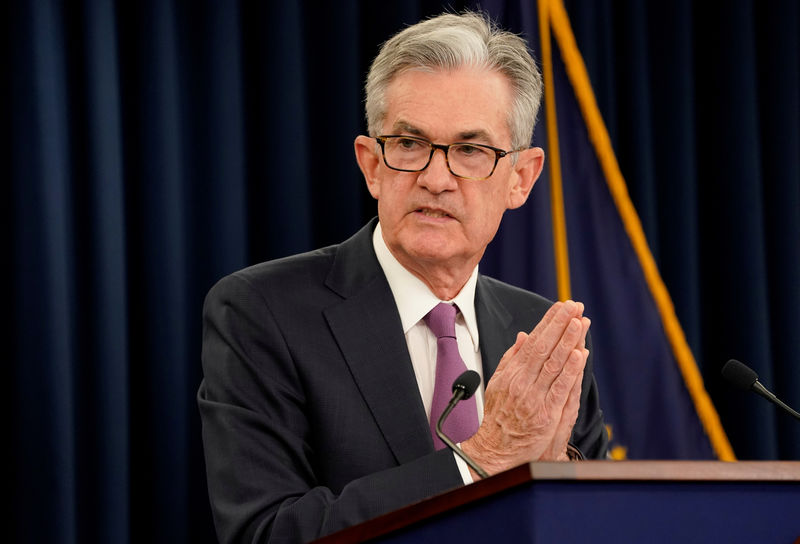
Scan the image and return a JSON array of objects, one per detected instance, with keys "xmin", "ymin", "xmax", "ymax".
[{"xmin": 374, "ymin": 135, "xmax": 525, "ymax": 181}]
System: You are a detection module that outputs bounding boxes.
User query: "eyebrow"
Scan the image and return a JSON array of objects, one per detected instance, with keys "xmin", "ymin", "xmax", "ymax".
[{"xmin": 390, "ymin": 120, "xmax": 494, "ymax": 144}]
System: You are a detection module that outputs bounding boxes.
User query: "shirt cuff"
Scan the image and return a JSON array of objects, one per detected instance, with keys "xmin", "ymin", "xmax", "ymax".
[{"xmin": 453, "ymin": 444, "xmax": 475, "ymax": 485}]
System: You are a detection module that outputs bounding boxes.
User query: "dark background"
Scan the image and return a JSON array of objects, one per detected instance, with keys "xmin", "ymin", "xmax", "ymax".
[{"xmin": 5, "ymin": 1, "xmax": 798, "ymax": 542}]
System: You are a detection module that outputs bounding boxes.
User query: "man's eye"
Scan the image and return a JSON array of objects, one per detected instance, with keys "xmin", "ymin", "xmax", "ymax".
[
  {"xmin": 454, "ymin": 144, "xmax": 489, "ymax": 157},
  {"xmin": 457, "ymin": 145, "xmax": 479, "ymax": 155},
  {"xmin": 397, "ymin": 138, "xmax": 423, "ymax": 150}
]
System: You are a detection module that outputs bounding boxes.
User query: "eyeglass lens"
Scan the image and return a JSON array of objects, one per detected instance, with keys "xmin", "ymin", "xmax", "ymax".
[{"xmin": 382, "ymin": 137, "xmax": 496, "ymax": 179}]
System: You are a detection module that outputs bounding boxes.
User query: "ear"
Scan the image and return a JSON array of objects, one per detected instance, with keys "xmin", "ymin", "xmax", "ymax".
[
  {"xmin": 354, "ymin": 135, "xmax": 383, "ymax": 200},
  {"xmin": 506, "ymin": 147, "xmax": 545, "ymax": 209}
]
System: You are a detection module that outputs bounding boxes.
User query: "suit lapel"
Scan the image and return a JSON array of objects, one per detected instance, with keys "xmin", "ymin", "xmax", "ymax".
[
  {"xmin": 475, "ymin": 276, "xmax": 515, "ymax": 382},
  {"xmin": 323, "ymin": 221, "xmax": 433, "ymax": 464}
]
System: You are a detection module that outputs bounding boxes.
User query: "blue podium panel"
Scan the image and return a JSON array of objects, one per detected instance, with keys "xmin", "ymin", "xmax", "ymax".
[
  {"xmin": 528, "ymin": 482, "xmax": 800, "ymax": 543},
  {"xmin": 375, "ymin": 464, "xmax": 800, "ymax": 544}
]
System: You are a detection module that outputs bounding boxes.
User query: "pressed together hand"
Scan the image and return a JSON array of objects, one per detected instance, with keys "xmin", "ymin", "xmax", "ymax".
[{"xmin": 461, "ymin": 300, "xmax": 590, "ymax": 476}]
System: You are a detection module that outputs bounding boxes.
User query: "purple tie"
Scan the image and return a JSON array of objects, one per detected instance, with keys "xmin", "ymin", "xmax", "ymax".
[{"xmin": 425, "ymin": 303, "xmax": 479, "ymax": 450}]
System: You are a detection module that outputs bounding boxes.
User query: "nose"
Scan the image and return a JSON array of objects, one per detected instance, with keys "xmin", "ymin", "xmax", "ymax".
[{"xmin": 417, "ymin": 148, "xmax": 458, "ymax": 193}]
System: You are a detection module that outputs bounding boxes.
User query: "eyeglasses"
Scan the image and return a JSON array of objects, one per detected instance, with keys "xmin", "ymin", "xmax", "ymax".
[{"xmin": 375, "ymin": 135, "xmax": 522, "ymax": 181}]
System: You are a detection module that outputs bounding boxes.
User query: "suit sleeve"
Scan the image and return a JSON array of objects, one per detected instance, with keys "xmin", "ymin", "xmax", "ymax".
[{"xmin": 198, "ymin": 274, "xmax": 463, "ymax": 544}]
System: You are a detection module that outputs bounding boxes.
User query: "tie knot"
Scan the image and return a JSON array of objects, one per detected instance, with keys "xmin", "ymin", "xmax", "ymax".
[{"xmin": 424, "ymin": 302, "xmax": 457, "ymax": 339}]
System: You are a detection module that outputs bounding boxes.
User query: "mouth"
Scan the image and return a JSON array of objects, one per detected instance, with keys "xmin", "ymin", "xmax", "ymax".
[{"xmin": 415, "ymin": 207, "xmax": 453, "ymax": 219}]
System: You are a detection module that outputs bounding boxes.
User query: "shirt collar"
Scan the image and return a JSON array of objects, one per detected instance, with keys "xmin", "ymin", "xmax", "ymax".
[{"xmin": 373, "ymin": 222, "xmax": 480, "ymax": 352}]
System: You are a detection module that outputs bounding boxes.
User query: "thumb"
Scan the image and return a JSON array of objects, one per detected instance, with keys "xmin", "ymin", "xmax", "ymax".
[{"xmin": 493, "ymin": 331, "xmax": 528, "ymax": 376}]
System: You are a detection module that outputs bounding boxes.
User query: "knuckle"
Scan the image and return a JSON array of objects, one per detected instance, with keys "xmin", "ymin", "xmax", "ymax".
[
  {"xmin": 554, "ymin": 309, "xmax": 572, "ymax": 327},
  {"xmin": 542, "ymin": 357, "xmax": 562, "ymax": 376},
  {"xmin": 531, "ymin": 338, "xmax": 550, "ymax": 358},
  {"xmin": 550, "ymin": 376, "xmax": 571, "ymax": 397},
  {"xmin": 565, "ymin": 350, "xmax": 586, "ymax": 375},
  {"xmin": 566, "ymin": 318, "xmax": 581, "ymax": 335},
  {"xmin": 552, "ymin": 342, "xmax": 570, "ymax": 362},
  {"xmin": 511, "ymin": 396, "xmax": 539, "ymax": 423},
  {"xmin": 508, "ymin": 377, "xmax": 527, "ymax": 398},
  {"xmin": 530, "ymin": 407, "xmax": 553, "ymax": 429}
]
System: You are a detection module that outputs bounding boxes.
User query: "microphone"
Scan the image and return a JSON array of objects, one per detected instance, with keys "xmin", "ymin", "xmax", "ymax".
[
  {"xmin": 435, "ymin": 370, "xmax": 490, "ymax": 479},
  {"xmin": 721, "ymin": 359, "xmax": 800, "ymax": 421}
]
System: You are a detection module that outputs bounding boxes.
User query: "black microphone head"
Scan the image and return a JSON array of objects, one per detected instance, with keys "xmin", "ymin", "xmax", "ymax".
[
  {"xmin": 721, "ymin": 359, "xmax": 759, "ymax": 391},
  {"xmin": 452, "ymin": 370, "xmax": 481, "ymax": 399}
]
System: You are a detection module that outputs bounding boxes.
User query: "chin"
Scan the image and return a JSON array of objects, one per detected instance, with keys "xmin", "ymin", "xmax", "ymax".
[
  {"xmin": 404, "ymin": 239, "xmax": 463, "ymax": 263},
  {"xmin": 390, "ymin": 225, "xmax": 471, "ymax": 263}
]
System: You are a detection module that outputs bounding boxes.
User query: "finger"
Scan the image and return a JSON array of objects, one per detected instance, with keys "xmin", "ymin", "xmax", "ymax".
[
  {"xmin": 487, "ymin": 302, "xmax": 565, "ymax": 393},
  {"xmin": 518, "ymin": 346, "xmax": 584, "ymax": 453},
  {"xmin": 504, "ymin": 331, "xmax": 528, "ymax": 360},
  {"xmin": 490, "ymin": 331, "xmax": 528, "ymax": 377},
  {"xmin": 549, "ymin": 317, "xmax": 585, "ymax": 371},
  {"xmin": 488, "ymin": 305, "xmax": 584, "ymax": 418},
  {"xmin": 537, "ymin": 300, "xmax": 576, "ymax": 336},
  {"xmin": 484, "ymin": 332, "xmax": 530, "ymax": 410},
  {"xmin": 526, "ymin": 299, "xmax": 582, "ymax": 351},
  {"xmin": 526, "ymin": 301, "xmax": 564, "ymax": 339},
  {"xmin": 534, "ymin": 300, "xmax": 581, "ymax": 351},
  {"xmin": 529, "ymin": 316, "xmax": 584, "ymax": 393},
  {"xmin": 544, "ymin": 361, "xmax": 584, "ymax": 460},
  {"xmin": 544, "ymin": 348, "xmax": 585, "ymax": 421},
  {"xmin": 518, "ymin": 301, "xmax": 577, "ymax": 377}
]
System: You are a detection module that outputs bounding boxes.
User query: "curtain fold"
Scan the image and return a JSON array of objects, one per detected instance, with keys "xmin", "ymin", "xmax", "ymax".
[
  {"xmin": 80, "ymin": 3, "xmax": 130, "ymax": 543},
  {"xmin": 12, "ymin": 2, "xmax": 78, "ymax": 542}
]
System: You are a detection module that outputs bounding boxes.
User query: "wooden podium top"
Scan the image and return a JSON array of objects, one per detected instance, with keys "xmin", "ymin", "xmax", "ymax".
[
  {"xmin": 528, "ymin": 459, "xmax": 800, "ymax": 480},
  {"xmin": 314, "ymin": 461, "xmax": 800, "ymax": 543}
]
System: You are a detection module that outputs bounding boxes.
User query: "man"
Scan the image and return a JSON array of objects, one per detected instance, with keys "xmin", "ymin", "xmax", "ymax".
[{"xmin": 198, "ymin": 11, "xmax": 607, "ymax": 543}]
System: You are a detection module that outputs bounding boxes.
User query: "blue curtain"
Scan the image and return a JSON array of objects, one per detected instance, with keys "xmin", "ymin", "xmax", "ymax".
[{"xmin": 5, "ymin": 0, "xmax": 798, "ymax": 542}]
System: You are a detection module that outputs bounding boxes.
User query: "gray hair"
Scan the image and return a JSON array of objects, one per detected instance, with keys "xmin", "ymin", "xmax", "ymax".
[{"xmin": 365, "ymin": 11, "xmax": 543, "ymax": 150}]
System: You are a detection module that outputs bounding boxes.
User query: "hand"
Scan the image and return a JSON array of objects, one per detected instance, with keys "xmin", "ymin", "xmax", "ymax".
[{"xmin": 461, "ymin": 300, "xmax": 590, "ymax": 475}]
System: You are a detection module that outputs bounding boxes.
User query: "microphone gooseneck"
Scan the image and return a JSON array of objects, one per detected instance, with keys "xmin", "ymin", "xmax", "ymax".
[
  {"xmin": 436, "ymin": 370, "xmax": 490, "ymax": 479},
  {"xmin": 721, "ymin": 359, "xmax": 800, "ymax": 422}
]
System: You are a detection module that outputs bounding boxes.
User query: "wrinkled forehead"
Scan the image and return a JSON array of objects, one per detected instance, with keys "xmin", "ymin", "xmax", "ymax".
[{"xmin": 381, "ymin": 67, "xmax": 515, "ymax": 144}]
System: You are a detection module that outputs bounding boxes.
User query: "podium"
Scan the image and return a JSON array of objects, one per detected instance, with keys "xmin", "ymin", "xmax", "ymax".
[{"xmin": 316, "ymin": 461, "xmax": 800, "ymax": 543}]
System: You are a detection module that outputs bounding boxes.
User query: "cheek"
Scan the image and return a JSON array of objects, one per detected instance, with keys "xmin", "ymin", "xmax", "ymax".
[
  {"xmin": 468, "ymin": 190, "xmax": 508, "ymax": 240},
  {"xmin": 470, "ymin": 186, "xmax": 505, "ymax": 219},
  {"xmin": 379, "ymin": 174, "xmax": 417, "ymax": 205},
  {"xmin": 376, "ymin": 183, "xmax": 409, "ymax": 222}
]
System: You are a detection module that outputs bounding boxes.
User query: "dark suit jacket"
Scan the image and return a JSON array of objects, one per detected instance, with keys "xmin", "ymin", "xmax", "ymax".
[{"xmin": 198, "ymin": 219, "xmax": 607, "ymax": 543}]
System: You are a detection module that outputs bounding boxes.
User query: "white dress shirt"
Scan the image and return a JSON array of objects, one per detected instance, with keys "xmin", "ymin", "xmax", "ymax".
[{"xmin": 372, "ymin": 223, "xmax": 484, "ymax": 483}]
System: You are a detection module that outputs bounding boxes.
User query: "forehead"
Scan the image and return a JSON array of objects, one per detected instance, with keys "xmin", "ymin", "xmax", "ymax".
[{"xmin": 382, "ymin": 67, "xmax": 513, "ymax": 144}]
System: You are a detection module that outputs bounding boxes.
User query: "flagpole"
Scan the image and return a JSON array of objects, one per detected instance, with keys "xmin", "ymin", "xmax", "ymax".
[{"xmin": 538, "ymin": 0, "xmax": 572, "ymax": 302}]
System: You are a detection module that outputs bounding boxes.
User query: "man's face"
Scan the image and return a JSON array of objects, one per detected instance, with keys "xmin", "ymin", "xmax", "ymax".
[{"xmin": 356, "ymin": 67, "xmax": 543, "ymax": 282}]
